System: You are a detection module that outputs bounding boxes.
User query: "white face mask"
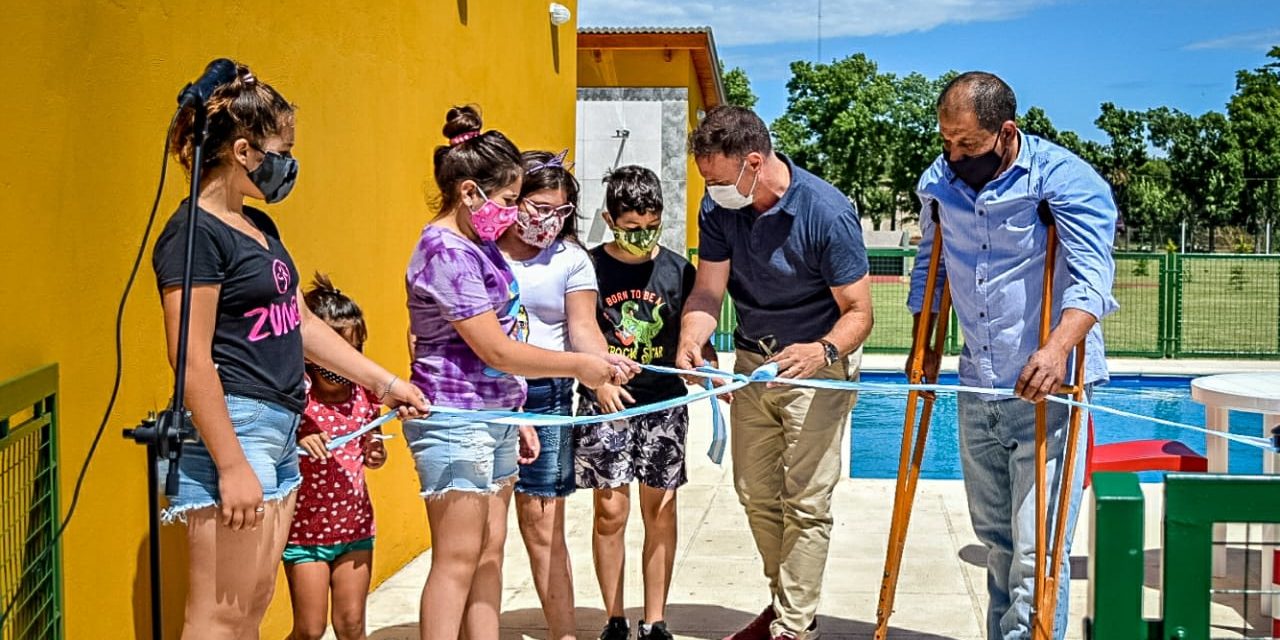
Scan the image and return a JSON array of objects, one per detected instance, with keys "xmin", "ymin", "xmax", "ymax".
[{"xmin": 706, "ymin": 160, "xmax": 758, "ymax": 209}]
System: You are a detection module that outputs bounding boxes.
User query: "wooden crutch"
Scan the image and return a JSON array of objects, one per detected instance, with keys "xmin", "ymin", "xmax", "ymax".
[
  {"xmin": 874, "ymin": 201, "xmax": 952, "ymax": 640},
  {"xmin": 1031, "ymin": 201, "xmax": 1088, "ymax": 640}
]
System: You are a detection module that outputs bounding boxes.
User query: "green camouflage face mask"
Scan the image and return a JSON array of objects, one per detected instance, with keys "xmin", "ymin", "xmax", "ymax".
[{"xmin": 612, "ymin": 227, "xmax": 661, "ymax": 256}]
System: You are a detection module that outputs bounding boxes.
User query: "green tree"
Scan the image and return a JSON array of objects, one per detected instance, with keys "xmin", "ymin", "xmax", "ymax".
[
  {"xmin": 773, "ymin": 54, "xmax": 897, "ymax": 226},
  {"xmin": 1095, "ymin": 103, "xmax": 1149, "ymax": 175},
  {"xmin": 884, "ymin": 72, "xmax": 951, "ymax": 229},
  {"xmin": 1019, "ymin": 106, "xmax": 1060, "ymax": 140},
  {"xmin": 1126, "ymin": 159, "xmax": 1188, "ymax": 248},
  {"xmin": 1228, "ymin": 46, "xmax": 1280, "ymax": 249},
  {"xmin": 1147, "ymin": 108, "xmax": 1244, "ymax": 251},
  {"xmin": 1019, "ymin": 106, "xmax": 1107, "ymax": 168},
  {"xmin": 722, "ymin": 66, "xmax": 758, "ymax": 109},
  {"xmin": 1056, "ymin": 131, "xmax": 1109, "ymax": 169},
  {"xmin": 1023, "ymin": 104, "xmax": 1172, "ymax": 247},
  {"xmin": 1093, "ymin": 103, "xmax": 1151, "ymax": 246}
]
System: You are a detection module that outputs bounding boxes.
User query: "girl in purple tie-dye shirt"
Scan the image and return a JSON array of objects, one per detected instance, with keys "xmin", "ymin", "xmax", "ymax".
[{"xmin": 402, "ymin": 105, "xmax": 638, "ymax": 640}]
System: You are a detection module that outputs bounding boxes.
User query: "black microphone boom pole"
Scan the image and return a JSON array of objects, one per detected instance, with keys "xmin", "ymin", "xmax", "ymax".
[{"xmin": 123, "ymin": 58, "xmax": 234, "ymax": 640}]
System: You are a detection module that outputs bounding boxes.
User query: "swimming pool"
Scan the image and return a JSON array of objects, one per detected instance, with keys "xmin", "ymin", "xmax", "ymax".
[{"xmin": 849, "ymin": 372, "xmax": 1266, "ymax": 481}]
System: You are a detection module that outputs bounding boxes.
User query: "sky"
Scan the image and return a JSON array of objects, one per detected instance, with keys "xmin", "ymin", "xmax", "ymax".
[{"xmin": 579, "ymin": 0, "xmax": 1280, "ymax": 142}]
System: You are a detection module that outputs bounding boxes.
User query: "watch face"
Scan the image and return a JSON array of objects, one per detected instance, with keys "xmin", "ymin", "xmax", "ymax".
[{"xmin": 823, "ymin": 343, "xmax": 838, "ymax": 363}]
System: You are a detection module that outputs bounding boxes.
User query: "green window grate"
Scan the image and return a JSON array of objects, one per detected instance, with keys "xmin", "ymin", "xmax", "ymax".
[{"xmin": 0, "ymin": 365, "xmax": 63, "ymax": 640}]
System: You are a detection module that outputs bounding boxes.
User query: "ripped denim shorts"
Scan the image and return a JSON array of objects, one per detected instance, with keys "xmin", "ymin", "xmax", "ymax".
[
  {"xmin": 162, "ymin": 394, "xmax": 301, "ymax": 523},
  {"xmin": 402, "ymin": 419, "xmax": 519, "ymax": 497}
]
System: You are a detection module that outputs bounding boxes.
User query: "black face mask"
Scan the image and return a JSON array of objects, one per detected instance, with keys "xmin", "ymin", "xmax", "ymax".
[
  {"xmin": 945, "ymin": 133, "xmax": 1005, "ymax": 192},
  {"xmin": 248, "ymin": 147, "xmax": 299, "ymax": 204},
  {"xmin": 309, "ymin": 364, "xmax": 351, "ymax": 387}
]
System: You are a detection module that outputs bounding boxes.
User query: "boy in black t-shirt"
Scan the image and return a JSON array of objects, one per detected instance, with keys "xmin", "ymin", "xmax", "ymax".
[{"xmin": 575, "ymin": 165, "xmax": 712, "ymax": 640}]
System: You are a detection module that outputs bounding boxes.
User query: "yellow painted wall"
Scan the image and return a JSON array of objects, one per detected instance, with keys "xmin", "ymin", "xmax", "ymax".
[
  {"xmin": 0, "ymin": 1, "xmax": 577, "ymax": 637},
  {"xmin": 576, "ymin": 48, "xmax": 711, "ymax": 254},
  {"xmin": 684, "ymin": 58, "xmax": 709, "ymax": 255}
]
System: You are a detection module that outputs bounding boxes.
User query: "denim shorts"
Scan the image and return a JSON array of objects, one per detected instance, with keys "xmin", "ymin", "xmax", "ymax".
[
  {"xmin": 161, "ymin": 394, "xmax": 302, "ymax": 523},
  {"xmin": 516, "ymin": 378, "xmax": 576, "ymax": 498},
  {"xmin": 402, "ymin": 417, "xmax": 520, "ymax": 497}
]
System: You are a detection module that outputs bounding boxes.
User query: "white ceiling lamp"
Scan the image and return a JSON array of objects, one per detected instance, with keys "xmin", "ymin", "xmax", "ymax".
[{"xmin": 549, "ymin": 3, "xmax": 572, "ymax": 26}]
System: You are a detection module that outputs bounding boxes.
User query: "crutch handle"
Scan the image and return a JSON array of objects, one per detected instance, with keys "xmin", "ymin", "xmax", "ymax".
[{"xmin": 1037, "ymin": 200, "xmax": 1054, "ymax": 227}]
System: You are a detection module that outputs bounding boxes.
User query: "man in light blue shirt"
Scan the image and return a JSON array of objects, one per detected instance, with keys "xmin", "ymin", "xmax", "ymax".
[{"xmin": 907, "ymin": 72, "xmax": 1118, "ymax": 640}]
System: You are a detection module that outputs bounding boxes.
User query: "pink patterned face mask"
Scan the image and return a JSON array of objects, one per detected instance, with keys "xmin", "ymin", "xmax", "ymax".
[
  {"xmin": 468, "ymin": 185, "xmax": 519, "ymax": 241},
  {"xmin": 515, "ymin": 200, "xmax": 575, "ymax": 249}
]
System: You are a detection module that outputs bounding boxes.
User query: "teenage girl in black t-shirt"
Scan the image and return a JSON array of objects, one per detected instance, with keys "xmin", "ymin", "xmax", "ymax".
[{"xmin": 151, "ymin": 61, "xmax": 428, "ymax": 639}]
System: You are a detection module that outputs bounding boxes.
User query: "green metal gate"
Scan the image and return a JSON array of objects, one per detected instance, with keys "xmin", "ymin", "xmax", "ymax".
[
  {"xmin": 1105, "ymin": 253, "xmax": 1168, "ymax": 357},
  {"xmin": 1171, "ymin": 254, "xmax": 1280, "ymax": 358},
  {"xmin": 0, "ymin": 365, "xmax": 63, "ymax": 640}
]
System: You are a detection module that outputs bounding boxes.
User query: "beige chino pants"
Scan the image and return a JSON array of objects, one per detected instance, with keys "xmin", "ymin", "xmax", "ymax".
[{"xmin": 730, "ymin": 348, "xmax": 861, "ymax": 636}]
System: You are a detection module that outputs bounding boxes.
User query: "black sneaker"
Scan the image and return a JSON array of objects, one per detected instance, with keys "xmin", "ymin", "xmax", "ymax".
[
  {"xmin": 600, "ymin": 617, "xmax": 631, "ymax": 640},
  {"xmin": 639, "ymin": 620, "xmax": 674, "ymax": 640}
]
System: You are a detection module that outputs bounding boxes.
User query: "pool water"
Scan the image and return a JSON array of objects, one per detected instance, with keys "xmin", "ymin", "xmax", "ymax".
[{"xmin": 849, "ymin": 372, "xmax": 1266, "ymax": 481}]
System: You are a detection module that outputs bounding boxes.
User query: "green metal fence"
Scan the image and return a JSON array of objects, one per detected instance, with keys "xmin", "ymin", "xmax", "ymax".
[
  {"xmin": 1088, "ymin": 472, "xmax": 1280, "ymax": 639},
  {"xmin": 0, "ymin": 365, "xmax": 63, "ymax": 640},
  {"xmin": 1172, "ymin": 254, "xmax": 1280, "ymax": 358},
  {"xmin": 686, "ymin": 249, "xmax": 736, "ymax": 352},
  {"xmin": 697, "ymin": 248, "xmax": 1280, "ymax": 358},
  {"xmin": 1106, "ymin": 253, "xmax": 1167, "ymax": 357},
  {"xmin": 713, "ymin": 296, "xmax": 737, "ymax": 353},
  {"xmin": 863, "ymin": 248, "xmax": 963, "ymax": 355}
]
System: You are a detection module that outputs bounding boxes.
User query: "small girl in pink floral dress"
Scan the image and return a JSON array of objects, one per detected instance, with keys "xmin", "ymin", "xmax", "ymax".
[{"xmin": 284, "ymin": 274, "xmax": 388, "ymax": 640}]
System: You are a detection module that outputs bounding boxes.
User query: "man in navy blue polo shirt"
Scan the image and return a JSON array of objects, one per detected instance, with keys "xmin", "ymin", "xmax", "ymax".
[{"xmin": 676, "ymin": 106, "xmax": 873, "ymax": 640}]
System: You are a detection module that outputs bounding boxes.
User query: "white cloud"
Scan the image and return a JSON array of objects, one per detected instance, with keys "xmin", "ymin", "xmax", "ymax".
[
  {"xmin": 579, "ymin": 0, "xmax": 1058, "ymax": 47},
  {"xmin": 1184, "ymin": 28, "xmax": 1280, "ymax": 52}
]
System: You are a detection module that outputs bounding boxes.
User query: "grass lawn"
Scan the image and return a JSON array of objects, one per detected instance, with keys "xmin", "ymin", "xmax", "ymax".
[{"xmin": 1175, "ymin": 256, "xmax": 1280, "ymax": 356}]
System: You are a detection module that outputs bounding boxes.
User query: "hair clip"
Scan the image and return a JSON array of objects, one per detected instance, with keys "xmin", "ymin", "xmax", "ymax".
[
  {"xmin": 449, "ymin": 131, "xmax": 481, "ymax": 146},
  {"xmin": 241, "ymin": 71, "xmax": 257, "ymax": 85},
  {"xmin": 528, "ymin": 148, "xmax": 574, "ymax": 173}
]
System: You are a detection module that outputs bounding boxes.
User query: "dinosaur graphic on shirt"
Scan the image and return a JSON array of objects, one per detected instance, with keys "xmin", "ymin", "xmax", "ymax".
[{"xmin": 613, "ymin": 300, "xmax": 665, "ymax": 353}]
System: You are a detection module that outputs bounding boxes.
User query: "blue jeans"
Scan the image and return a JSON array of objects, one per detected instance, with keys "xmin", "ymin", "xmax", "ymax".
[
  {"xmin": 957, "ymin": 391, "xmax": 1089, "ymax": 640},
  {"xmin": 516, "ymin": 378, "xmax": 576, "ymax": 498},
  {"xmin": 162, "ymin": 394, "xmax": 301, "ymax": 523}
]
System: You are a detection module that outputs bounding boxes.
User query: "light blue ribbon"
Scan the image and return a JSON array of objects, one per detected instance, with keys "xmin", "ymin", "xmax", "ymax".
[
  {"xmin": 701, "ymin": 361, "xmax": 729, "ymax": 465},
  {"xmin": 304, "ymin": 363, "xmax": 1277, "ymax": 457},
  {"xmin": 298, "ymin": 410, "xmax": 399, "ymax": 457}
]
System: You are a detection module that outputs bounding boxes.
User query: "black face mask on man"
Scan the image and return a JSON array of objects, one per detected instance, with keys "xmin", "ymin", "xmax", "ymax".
[{"xmin": 945, "ymin": 131, "xmax": 1007, "ymax": 192}]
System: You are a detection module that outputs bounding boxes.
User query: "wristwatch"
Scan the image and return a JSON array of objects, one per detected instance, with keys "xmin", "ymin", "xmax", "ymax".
[{"xmin": 817, "ymin": 339, "xmax": 839, "ymax": 366}]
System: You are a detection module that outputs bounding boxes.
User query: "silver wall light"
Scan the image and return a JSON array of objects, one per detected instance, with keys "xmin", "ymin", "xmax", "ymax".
[{"xmin": 549, "ymin": 3, "xmax": 572, "ymax": 26}]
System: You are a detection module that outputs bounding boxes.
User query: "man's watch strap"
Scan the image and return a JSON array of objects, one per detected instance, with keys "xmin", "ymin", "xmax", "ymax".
[{"xmin": 817, "ymin": 339, "xmax": 839, "ymax": 366}]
